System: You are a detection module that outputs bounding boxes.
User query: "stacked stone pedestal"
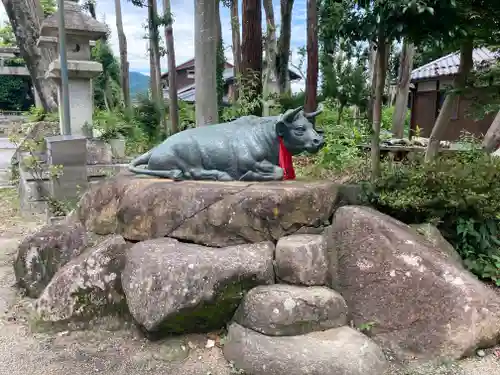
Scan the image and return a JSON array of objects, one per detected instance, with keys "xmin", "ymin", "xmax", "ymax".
[{"xmin": 12, "ymin": 176, "xmax": 500, "ymax": 374}]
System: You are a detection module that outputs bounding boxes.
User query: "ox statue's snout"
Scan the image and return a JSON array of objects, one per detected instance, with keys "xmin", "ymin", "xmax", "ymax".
[
  {"xmin": 307, "ymin": 136, "xmax": 325, "ymax": 153},
  {"xmin": 312, "ymin": 137, "xmax": 324, "ymax": 147}
]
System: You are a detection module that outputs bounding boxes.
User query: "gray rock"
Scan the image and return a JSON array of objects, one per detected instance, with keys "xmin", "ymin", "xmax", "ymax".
[
  {"xmin": 323, "ymin": 224, "xmax": 339, "ymax": 289},
  {"xmin": 35, "ymin": 235, "xmax": 128, "ymax": 322},
  {"xmin": 223, "ymin": 323, "xmax": 388, "ymax": 375},
  {"xmin": 411, "ymin": 223, "xmax": 463, "ymax": 265},
  {"xmin": 122, "ymin": 238, "xmax": 275, "ymax": 335},
  {"xmin": 233, "ymin": 284, "xmax": 348, "ymax": 336},
  {"xmin": 275, "ymin": 234, "xmax": 328, "ymax": 285},
  {"xmin": 14, "ymin": 222, "xmax": 89, "ymax": 298},
  {"xmin": 330, "ymin": 206, "xmax": 500, "ymax": 361}
]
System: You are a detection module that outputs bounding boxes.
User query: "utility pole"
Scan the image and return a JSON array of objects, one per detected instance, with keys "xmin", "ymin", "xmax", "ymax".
[{"xmin": 57, "ymin": 0, "xmax": 71, "ymax": 135}]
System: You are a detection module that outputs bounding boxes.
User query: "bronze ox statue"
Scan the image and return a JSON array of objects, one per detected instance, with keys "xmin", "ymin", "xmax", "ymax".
[{"xmin": 128, "ymin": 106, "xmax": 325, "ymax": 181}]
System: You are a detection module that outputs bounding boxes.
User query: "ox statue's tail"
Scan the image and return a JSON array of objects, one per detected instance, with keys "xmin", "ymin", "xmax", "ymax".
[{"xmin": 127, "ymin": 151, "xmax": 186, "ymax": 180}]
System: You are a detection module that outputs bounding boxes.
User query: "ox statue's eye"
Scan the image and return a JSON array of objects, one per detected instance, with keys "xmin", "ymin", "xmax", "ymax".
[{"xmin": 296, "ymin": 126, "xmax": 306, "ymax": 132}]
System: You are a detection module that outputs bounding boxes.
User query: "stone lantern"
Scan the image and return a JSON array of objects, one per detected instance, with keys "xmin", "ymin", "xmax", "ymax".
[{"xmin": 37, "ymin": 0, "xmax": 108, "ymax": 137}]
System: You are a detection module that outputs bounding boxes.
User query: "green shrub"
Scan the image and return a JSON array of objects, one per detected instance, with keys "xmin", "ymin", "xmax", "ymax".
[
  {"xmin": 92, "ymin": 109, "xmax": 149, "ymax": 156},
  {"xmin": 380, "ymin": 105, "xmax": 411, "ymax": 137},
  {"xmin": 133, "ymin": 94, "xmax": 163, "ymax": 143},
  {"xmin": 27, "ymin": 106, "xmax": 59, "ymax": 122},
  {"xmin": 297, "ymin": 100, "xmax": 369, "ymax": 180},
  {"xmin": 178, "ymin": 101, "xmax": 196, "ymax": 131},
  {"xmin": 361, "ymin": 145, "xmax": 500, "ymax": 285},
  {"xmin": 93, "ymin": 109, "xmax": 133, "ymax": 141}
]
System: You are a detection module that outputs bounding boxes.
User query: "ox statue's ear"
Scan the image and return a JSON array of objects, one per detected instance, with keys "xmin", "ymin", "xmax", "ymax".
[
  {"xmin": 282, "ymin": 106, "xmax": 303, "ymax": 123},
  {"xmin": 276, "ymin": 121, "xmax": 287, "ymax": 137}
]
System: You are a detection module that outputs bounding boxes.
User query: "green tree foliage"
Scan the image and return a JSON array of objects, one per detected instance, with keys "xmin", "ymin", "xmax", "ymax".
[
  {"xmin": 0, "ymin": 0, "xmax": 55, "ymax": 111},
  {"xmin": 465, "ymin": 52, "xmax": 500, "ymax": 119},
  {"xmin": 321, "ymin": 47, "xmax": 370, "ymax": 122},
  {"xmin": 0, "ymin": 22, "xmax": 33, "ymax": 110},
  {"xmin": 40, "ymin": 0, "xmax": 56, "ymax": 16},
  {"xmin": 318, "ymin": 0, "xmax": 344, "ymax": 55},
  {"xmin": 0, "ymin": 21, "xmax": 15, "ymax": 46},
  {"xmin": 0, "ymin": 76, "xmax": 33, "ymax": 111},
  {"xmin": 413, "ymin": 39, "xmax": 461, "ymax": 68},
  {"xmin": 91, "ymin": 39, "xmax": 122, "ymax": 110}
]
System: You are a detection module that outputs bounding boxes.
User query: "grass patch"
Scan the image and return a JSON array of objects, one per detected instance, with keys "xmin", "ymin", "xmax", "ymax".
[{"xmin": 0, "ymin": 187, "xmax": 43, "ymax": 236}]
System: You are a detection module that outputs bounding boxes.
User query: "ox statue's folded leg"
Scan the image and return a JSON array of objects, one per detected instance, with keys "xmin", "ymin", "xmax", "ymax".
[
  {"xmin": 189, "ymin": 168, "xmax": 234, "ymax": 181},
  {"xmin": 239, "ymin": 160, "xmax": 284, "ymax": 181}
]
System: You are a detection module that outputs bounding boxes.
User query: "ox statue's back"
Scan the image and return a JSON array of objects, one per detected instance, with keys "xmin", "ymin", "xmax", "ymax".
[{"xmin": 127, "ymin": 106, "xmax": 325, "ymax": 181}]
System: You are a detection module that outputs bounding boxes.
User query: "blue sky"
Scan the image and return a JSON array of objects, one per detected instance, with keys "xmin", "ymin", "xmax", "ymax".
[
  {"xmin": 0, "ymin": 0, "xmax": 308, "ymax": 91},
  {"xmin": 0, "ymin": 0, "xmax": 308, "ymax": 90},
  {"xmin": 109, "ymin": 0, "xmax": 309, "ymax": 92}
]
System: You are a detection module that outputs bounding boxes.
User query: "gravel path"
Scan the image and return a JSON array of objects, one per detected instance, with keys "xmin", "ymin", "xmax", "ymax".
[{"xmin": 0, "ymin": 187, "xmax": 499, "ymax": 375}]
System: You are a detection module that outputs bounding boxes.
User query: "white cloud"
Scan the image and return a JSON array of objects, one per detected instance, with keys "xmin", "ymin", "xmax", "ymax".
[{"xmin": 0, "ymin": 0, "xmax": 309, "ymax": 91}]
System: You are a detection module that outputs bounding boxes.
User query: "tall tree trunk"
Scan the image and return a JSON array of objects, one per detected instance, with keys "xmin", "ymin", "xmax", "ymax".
[
  {"xmin": 367, "ymin": 41, "xmax": 377, "ymax": 123},
  {"xmin": 304, "ymin": 0, "xmax": 318, "ymax": 115},
  {"xmin": 425, "ymin": 39, "xmax": 474, "ymax": 161},
  {"xmin": 276, "ymin": 0, "xmax": 294, "ymax": 95},
  {"xmin": 151, "ymin": 0, "xmax": 163, "ymax": 105},
  {"xmin": 371, "ymin": 34, "xmax": 389, "ymax": 181},
  {"xmin": 215, "ymin": 0, "xmax": 225, "ymax": 108},
  {"xmin": 241, "ymin": 0, "xmax": 263, "ymax": 115},
  {"xmin": 230, "ymin": 0, "xmax": 241, "ymax": 101},
  {"xmin": 163, "ymin": 0, "xmax": 179, "ymax": 134},
  {"xmin": 482, "ymin": 111, "xmax": 500, "ymax": 153},
  {"xmin": 195, "ymin": 0, "xmax": 218, "ymax": 126},
  {"xmin": 149, "ymin": 40, "xmax": 158, "ymax": 101},
  {"xmin": 148, "ymin": 0, "xmax": 165, "ymax": 132},
  {"xmin": 114, "ymin": 0, "xmax": 131, "ymax": 112},
  {"xmin": 392, "ymin": 39, "xmax": 414, "ymax": 138},
  {"xmin": 262, "ymin": 0, "xmax": 278, "ymax": 116},
  {"xmin": 2, "ymin": 0, "xmax": 57, "ymax": 111},
  {"xmin": 148, "ymin": 2, "xmax": 159, "ymax": 103}
]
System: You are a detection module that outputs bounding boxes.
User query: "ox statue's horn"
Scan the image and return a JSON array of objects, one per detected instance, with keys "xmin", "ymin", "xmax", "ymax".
[
  {"xmin": 282, "ymin": 106, "xmax": 303, "ymax": 122},
  {"xmin": 304, "ymin": 103, "xmax": 324, "ymax": 119}
]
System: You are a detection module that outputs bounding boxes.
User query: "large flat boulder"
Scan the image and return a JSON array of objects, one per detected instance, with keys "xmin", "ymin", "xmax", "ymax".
[
  {"xmin": 233, "ymin": 284, "xmax": 348, "ymax": 336},
  {"xmin": 14, "ymin": 222, "xmax": 89, "ymax": 298},
  {"xmin": 330, "ymin": 206, "xmax": 500, "ymax": 361},
  {"xmin": 122, "ymin": 238, "xmax": 275, "ymax": 336},
  {"xmin": 223, "ymin": 323, "xmax": 387, "ymax": 375},
  {"xmin": 77, "ymin": 175, "xmax": 338, "ymax": 246},
  {"xmin": 35, "ymin": 235, "xmax": 128, "ymax": 322}
]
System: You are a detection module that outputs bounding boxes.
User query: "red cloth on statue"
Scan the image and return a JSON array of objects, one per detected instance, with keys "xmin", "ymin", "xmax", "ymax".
[{"xmin": 278, "ymin": 137, "xmax": 295, "ymax": 180}]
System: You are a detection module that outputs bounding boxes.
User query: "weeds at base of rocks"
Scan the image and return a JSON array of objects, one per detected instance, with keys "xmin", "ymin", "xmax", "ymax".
[{"xmin": 228, "ymin": 361, "xmax": 246, "ymax": 374}]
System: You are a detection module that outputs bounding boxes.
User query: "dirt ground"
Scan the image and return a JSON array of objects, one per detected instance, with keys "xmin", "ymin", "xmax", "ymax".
[{"xmin": 0, "ymin": 187, "xmax": 499, "ymax": 375}]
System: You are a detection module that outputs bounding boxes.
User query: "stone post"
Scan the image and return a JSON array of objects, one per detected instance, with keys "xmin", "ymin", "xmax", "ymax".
[
  {"xmin": 37, "ymin": 0, "xmax": 108, "ymax": 137},
  {"xmin": 45, "ymin": 135, "xmax": 88, "ymax": 219}
]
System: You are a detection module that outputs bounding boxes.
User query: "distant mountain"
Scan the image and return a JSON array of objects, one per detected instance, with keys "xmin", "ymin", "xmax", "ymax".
[{"xmin": 129, "ymin": 71, "xmax": 150, "ymax": 97}]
